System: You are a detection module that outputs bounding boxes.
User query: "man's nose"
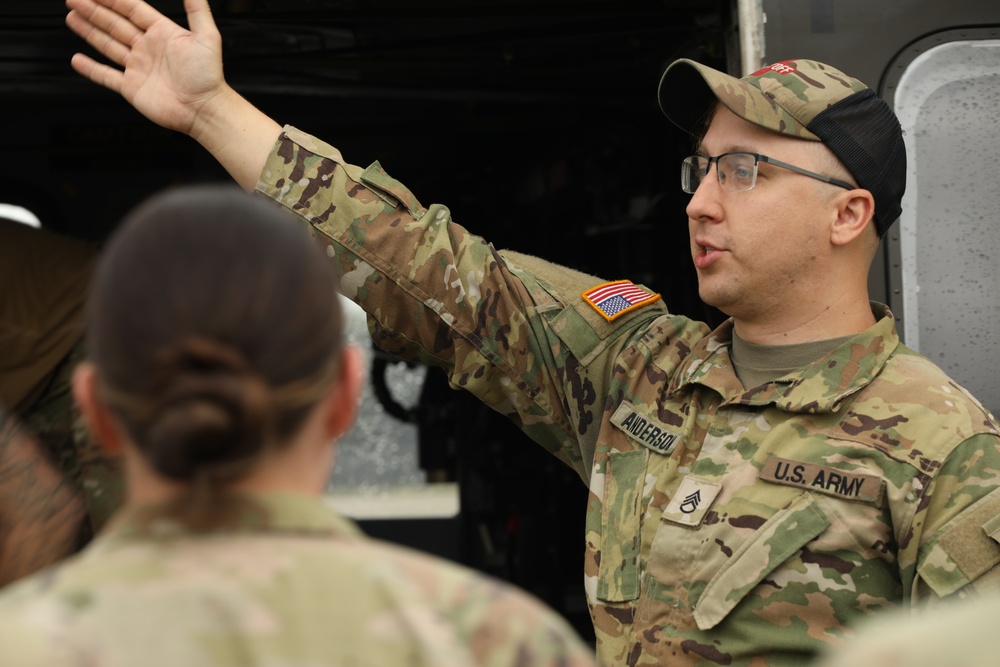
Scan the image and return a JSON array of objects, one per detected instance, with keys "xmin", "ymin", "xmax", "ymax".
[{"xmin": 685, "ymin": 163, "xmax": 723, "ymax": 221}]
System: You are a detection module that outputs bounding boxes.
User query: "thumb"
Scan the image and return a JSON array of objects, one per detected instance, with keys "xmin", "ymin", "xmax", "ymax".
[{"xmin": 184, "ymin": 0, "xmax": 220, "ymax": 37}]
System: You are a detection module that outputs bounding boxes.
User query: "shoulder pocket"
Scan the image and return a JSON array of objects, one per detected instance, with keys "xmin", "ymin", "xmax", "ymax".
[
  {"xmin": 694, "ymin": 493, "xmax": 830, "ymax": 630},
  {"xmin": 500, "ymin": 250, "xmax": 666, "ymax": 365},
  {"xmin": 550, "ymin": 300, "xmax": 666, "ymax": 367},
  {"xmin": 917, "ymin": 486, "xmax": 1000, "ymax": 596}
]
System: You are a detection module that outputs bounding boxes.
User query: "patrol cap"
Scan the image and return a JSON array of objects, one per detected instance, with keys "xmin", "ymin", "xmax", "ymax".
[{"xmin": 658, "ymin": 58, "xmax": 906, "ymax": 236}]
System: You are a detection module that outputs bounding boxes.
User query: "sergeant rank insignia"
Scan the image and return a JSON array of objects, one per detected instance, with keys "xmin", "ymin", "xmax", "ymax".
[
  {"xmin": 581, "ymin": 280, "xmax": 661, "ymax": 321},
  {"xmin": 663, "ymin": 475, "xmax": 722, "ymax": 527}
]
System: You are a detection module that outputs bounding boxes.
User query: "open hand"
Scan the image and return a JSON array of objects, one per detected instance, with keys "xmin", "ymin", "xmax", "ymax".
[{"xmin": 66, "ymin": 0, "xmax": 226, "ymax": 136}]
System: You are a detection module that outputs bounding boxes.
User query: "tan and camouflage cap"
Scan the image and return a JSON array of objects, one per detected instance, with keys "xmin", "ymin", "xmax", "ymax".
[
  {"xmin": 658, "ymin": 58, "xmax": 868, "ymax": 140},
  {"xmin": 658, "ymin": 58, "xmax": 906, "ymax": 235}
]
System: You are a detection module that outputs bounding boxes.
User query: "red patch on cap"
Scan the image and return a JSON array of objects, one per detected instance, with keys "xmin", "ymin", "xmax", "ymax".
[{"xmin": 750, "ymin": 61, "xmax": 798, "ymax": 77}]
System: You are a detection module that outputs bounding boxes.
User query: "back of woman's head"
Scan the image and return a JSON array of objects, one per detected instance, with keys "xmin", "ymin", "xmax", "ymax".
[{"xmin": 88, "ymin": 184, "xmax": 343, "ymax": 486}]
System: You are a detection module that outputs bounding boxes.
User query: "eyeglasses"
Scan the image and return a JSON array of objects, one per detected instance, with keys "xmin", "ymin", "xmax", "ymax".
[{"xmin": 681, "ymin": 151, "xmax": 855, "ymax": 194}]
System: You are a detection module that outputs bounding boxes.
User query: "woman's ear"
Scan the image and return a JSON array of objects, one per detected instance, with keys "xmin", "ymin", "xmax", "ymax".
[
  {"xmin": 323, "ymin": 345, "xmax": 365, "ymax": 440},
  {"xmin": 71, "ymin": 362, "xmax": 125, "ymax": 455},
  {"xmin": 830, "ymin": 188, "xmax": 876, "ymax": 246}
]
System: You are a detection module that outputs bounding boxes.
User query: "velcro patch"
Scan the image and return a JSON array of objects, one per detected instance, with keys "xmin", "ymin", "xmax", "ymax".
[
  {"xmin": 610, "ymin": 401, "xmax": 681, "ymax": 455},
  {"xmin": 663, "ymin": 475, "xmax": 722, "ymax": 527},
  {"xmin": 759, "ymin": 456, "xmax": 884, "ymax": 504},
  {"xmin": 935, "ymin": 488, "xmax": 1000, "ymax": 590},
  {"xmin": 582, "ymin": 280, "xmax": 660, "ymax": 322}
]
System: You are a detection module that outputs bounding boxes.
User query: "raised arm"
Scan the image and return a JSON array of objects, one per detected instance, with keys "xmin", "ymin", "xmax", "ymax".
[{"xmin": 65, "ymin": 0, "xmax": 280, "ymax": 190}]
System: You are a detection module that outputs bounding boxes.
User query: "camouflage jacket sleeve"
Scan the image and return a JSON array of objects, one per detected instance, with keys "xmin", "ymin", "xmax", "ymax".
[
  {"xmin": 255, "ymin": 126, "xmax": 671, "ymax": 478},
  {"xmin": 908, "ymin": 430, "xmax": 1000, "ymax": 598}
]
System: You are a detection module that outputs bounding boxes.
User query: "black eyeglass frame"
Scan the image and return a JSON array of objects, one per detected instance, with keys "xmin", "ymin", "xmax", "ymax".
[{"xmin": 681, "ymin": 151, "xmax": 856, "ymax": 194}]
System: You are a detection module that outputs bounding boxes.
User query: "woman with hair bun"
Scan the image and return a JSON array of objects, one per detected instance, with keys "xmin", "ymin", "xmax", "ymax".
[{"xmin": 0, "ymin": 184, "xmax": 596, "ymax": 667}]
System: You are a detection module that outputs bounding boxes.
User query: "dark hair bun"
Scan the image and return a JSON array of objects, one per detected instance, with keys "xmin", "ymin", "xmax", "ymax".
[{"xmin": 140, "ymin": 338, "xmax": 274, "ymax": 482}]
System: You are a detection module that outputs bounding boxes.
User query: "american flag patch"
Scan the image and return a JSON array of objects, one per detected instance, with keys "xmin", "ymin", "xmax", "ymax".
[{"xmin": 581, "ymin": 280, "xmax": 661, "ymax": 321}]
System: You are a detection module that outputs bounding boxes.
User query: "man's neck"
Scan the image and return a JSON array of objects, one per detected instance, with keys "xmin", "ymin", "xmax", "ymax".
[{"xmin": 731, "ymin": 295, "xmax": 876, "ymax": 346}]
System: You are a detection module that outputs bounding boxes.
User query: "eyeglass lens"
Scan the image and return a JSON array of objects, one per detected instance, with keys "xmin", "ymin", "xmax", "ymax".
[{"xmin": 682, "ymin": 153, "xmax": 758, "ymax": 193}]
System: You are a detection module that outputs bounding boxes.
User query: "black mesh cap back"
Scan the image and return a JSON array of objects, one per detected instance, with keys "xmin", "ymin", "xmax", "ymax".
[{"xmin": 807, "ymin": 89, "xmax": 906, "ymax": 237}]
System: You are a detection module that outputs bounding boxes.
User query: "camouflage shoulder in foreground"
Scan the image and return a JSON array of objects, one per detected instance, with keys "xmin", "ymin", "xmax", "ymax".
[
  {"xmin": 816, "ymin": 593, "xmax": 1000, "ymax": 667},
  {"xmin": 0, "ymin": 494, "xmax": 596, "ymax": 667}
]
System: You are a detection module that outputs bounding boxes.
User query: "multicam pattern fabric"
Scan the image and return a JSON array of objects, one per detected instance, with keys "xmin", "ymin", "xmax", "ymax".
[
  {"xmin": 661, "ymin": 58, "xmax": 870, "ymax": 140},
  {"xmin": 0, "ymin": 494, "xmax": 595, "ymax": 666},
  {"xmin": 256, "ymin": 126, "xmax": 1000, "ymax": 666}
]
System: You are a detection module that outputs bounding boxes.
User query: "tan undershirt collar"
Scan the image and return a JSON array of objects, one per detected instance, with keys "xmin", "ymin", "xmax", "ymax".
[{"xmin": 730, "ymin": 332, "xmax": 852, "ymax": 389}]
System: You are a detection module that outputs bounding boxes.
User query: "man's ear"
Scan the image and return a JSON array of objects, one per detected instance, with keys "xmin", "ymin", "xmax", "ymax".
[
  {"xmin": 830, "ymin": 188, "xmax": 876, "ymax": 246},
  {"xmin": 322, "ymin": 345, "xmax": 365, "ymax": 440},
  {"xmin": 71, "ymin": 362, "xmax": 125, "ymax": 455}
]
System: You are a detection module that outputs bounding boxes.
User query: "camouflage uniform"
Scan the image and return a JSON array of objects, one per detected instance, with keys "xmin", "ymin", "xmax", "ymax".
[
  {"xmin": 0, "ymin": 493, "xmax": 595, "ymax": 666},
  {"xmin": 255, "ymin": 127, "xmax": 1000, "ymax": 666}
]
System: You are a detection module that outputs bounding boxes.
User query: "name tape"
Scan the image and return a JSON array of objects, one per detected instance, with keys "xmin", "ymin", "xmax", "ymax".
[
  {"xmin": 610, "ymin": 401, "xmax": 681, "ymax": 455},
  {"xmin": 759, "ymin": 456, "xmax": 884, "ymax": 504}
]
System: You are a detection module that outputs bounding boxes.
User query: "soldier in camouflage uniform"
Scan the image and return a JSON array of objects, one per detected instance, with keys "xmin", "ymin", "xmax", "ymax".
[
  {"xmin": 65, "ymin": 0, "xmax": 1000, "ymax": 664},
  {"xmin": 0, "ymin": 185, "xmax": 596, "ymax": 667},
  {"xmin": 0, "ymin": 218, "xmax": 123, "ymax": 584}
]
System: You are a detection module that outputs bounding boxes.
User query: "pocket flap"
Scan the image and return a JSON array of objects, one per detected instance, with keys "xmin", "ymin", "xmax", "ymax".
[
  {"xmin": 359, "ymin": 161, "xmax": 424, "ymax": 216},
  {"xmin": 694, "ymin": 493, "xmax": 830, "ymax": 630}
]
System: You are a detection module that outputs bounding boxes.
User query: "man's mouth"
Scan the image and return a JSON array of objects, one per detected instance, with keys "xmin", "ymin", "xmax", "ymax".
[{"xmin": 693, "ymin": 243, "xmax": 723, "ymax": 269}]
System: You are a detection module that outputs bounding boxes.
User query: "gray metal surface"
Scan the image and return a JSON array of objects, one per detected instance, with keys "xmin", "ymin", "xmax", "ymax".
[{"xmin": 893, "ymin": 40, "xmax": 1000, "ymax": 415}]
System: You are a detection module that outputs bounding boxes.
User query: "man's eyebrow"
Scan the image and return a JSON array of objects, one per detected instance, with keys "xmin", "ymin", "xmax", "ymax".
[{"xmin": 695, "ymin": 144, "xmax": 760, "ymax": 156}]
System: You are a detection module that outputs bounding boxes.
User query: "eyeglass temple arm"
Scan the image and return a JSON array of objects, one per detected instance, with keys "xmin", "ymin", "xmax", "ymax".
[{"xmin": 758, "ymin": 155, "xmax": 855, "ymax": 190}]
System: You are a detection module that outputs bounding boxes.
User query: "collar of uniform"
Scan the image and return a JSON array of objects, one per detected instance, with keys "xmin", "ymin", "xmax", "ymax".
[
  {"xmin": 665, "ymin": 321, "xmax": 744, "ymax": 402},
  {"xmin": 92, "ymin": 493, "xmax": 365, "ymax": 552},
  {"xmin": 668, "ymin": 303, "xmax": 900, "ymax": 413}
]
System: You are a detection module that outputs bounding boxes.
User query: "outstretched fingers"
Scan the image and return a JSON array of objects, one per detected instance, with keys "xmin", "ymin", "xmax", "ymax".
[
  {"xmin": 65, "ymin": 8, "xmax": 133, "ymax": 68},
  {"xmin": 72, "ymin": 0, "xmax": 165, "ymax": 33},
  {"xmin": 69, "ymin": 52, "xmax": 124, "ymax": 95},
  {"xmin": 66, "ymin": 0, "xmax": 153, "ymax": 46}
]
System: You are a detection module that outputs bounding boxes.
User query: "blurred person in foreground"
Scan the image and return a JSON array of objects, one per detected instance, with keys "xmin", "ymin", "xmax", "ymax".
[
  {"xmin": 816, "ymin": 594, "xmax": 1000, "ymax": 667},
  {"xmin": 0, "ymin": 184, "xmax": 596, "ymax": 667}
]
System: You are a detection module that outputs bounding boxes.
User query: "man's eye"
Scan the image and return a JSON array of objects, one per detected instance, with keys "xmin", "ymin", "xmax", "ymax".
[{"xmin": 733, "ymin": 165, "xmax": 754, "ymax": 180}]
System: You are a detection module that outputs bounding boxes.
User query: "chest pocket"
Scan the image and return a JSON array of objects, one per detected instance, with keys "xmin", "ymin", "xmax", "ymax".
[
  {"xmin": 597, "ymin": 449, "xmax": 646, "ymax": 602},
  {"xmin": 693, "ymin": 493, "xmax": 830, "ymax": 629}
]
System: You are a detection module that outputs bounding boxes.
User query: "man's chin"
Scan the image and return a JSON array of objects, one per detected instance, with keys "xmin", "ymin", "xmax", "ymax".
[
  {"xmin": 697, "ymin": 288, "xmax": 739, "ymax": 321},
  {"xmin": 698, "ymin": 287, "xmax": 731, "ymax": 312}
]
